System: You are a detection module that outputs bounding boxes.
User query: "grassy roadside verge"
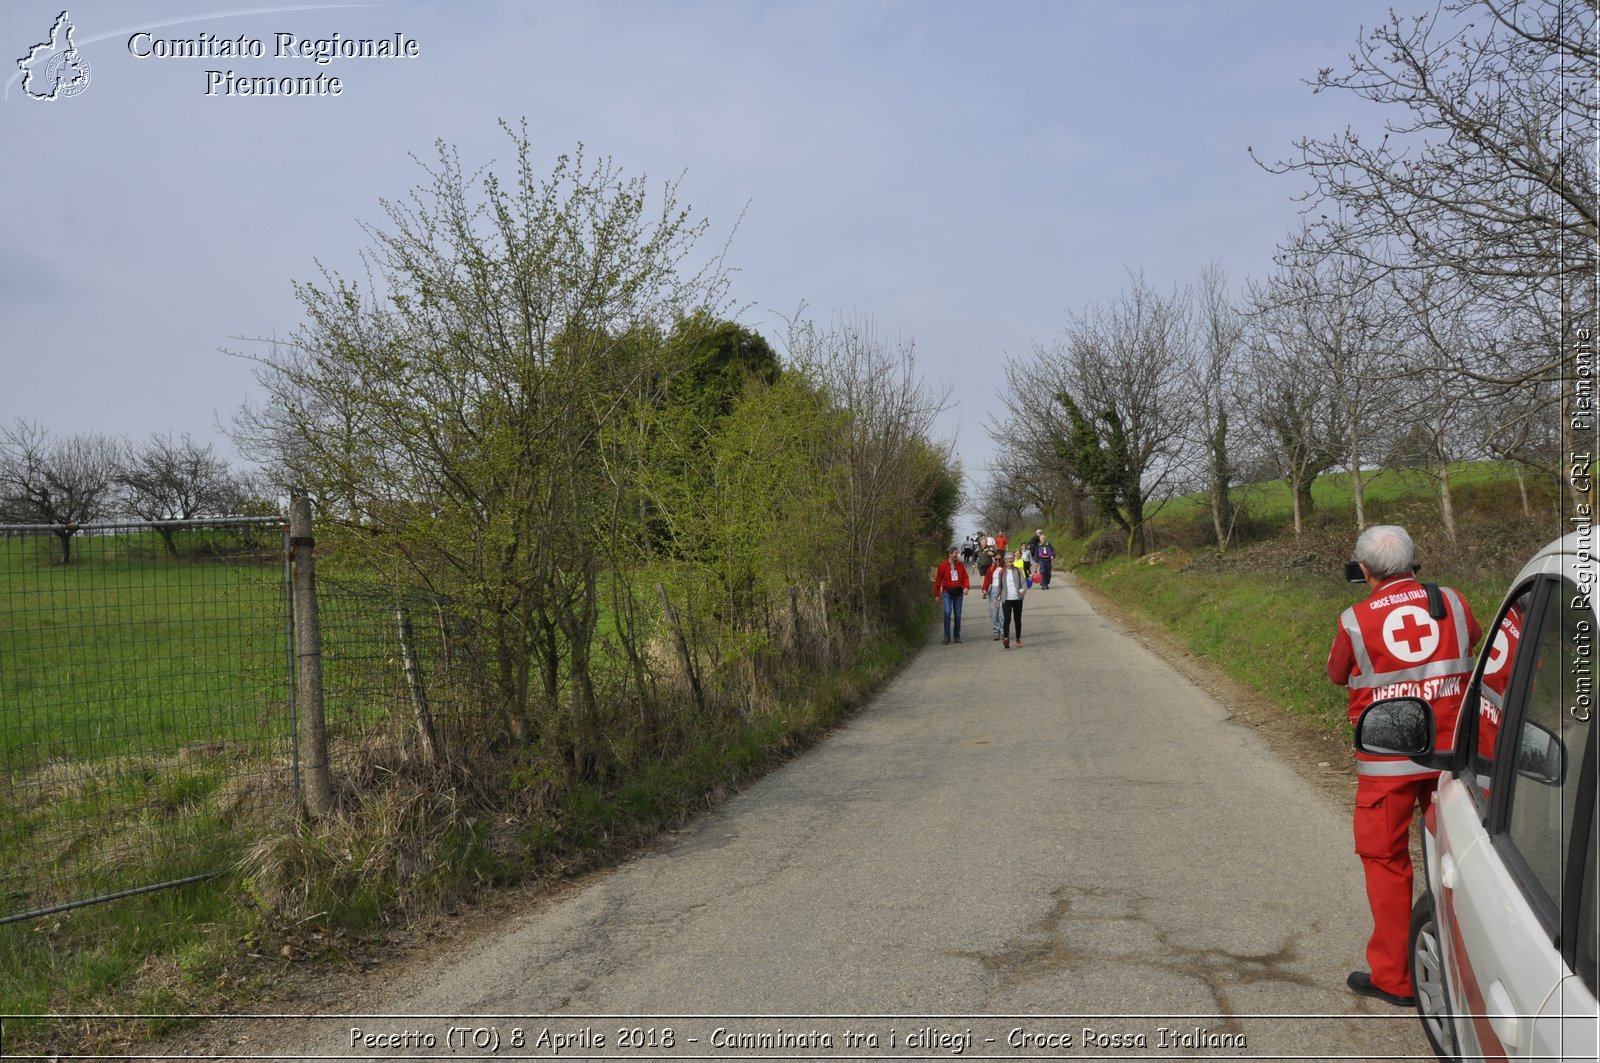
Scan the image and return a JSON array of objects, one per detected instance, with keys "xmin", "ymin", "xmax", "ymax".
[
  {"xmin": 1072, "ymin": 551, "xmax": 1358, "ymax": 731},
  {"xmin": 0, "ymin": 601, "xmax": 933, "ymax": 1056},
  {"xmin": 1065, "ymin": 510, "xmax": 1547, "ymax": 739}
]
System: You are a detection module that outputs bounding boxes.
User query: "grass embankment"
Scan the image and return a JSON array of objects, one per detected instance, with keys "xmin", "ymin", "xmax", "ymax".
[{"xmin": 1067, "ymin": 464, "xmax": 1563, "ymax": 736}]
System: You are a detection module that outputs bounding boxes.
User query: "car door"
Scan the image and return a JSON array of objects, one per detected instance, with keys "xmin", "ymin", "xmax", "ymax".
[
  {"xmin": 1435, "ymin": 577, "xmax": 1550, "ymax": 1059},
  {"xmin": 1443, "ymin": 572, "xmax": 1595, "ymax": 1060},
  {"xmin": 1534, "ymin": 812, "xmax": 1599, "ymax": 1060}
]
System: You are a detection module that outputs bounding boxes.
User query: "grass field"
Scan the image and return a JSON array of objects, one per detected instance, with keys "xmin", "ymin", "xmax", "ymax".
[
  {"xmin": 0, "ymin": 524, "xmax": 463, "ymax": 1045},
  {"xmin": 1152, "ymin": 461, "xmax": 1548, "ymax": 532},
  {"xmin": 0, "ymin": 528, "xmax": 295, "ymax": 923},
  {"xmin": 0, "ymin": 545, "xmax": 288, "ymax": 760}
]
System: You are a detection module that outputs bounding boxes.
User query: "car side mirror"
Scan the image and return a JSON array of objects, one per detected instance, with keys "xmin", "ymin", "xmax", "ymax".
[
  {"xmin": 1354, "ymin": 697, "xmax": 1436, "ymax": 757},
  {"xmin": 1515, "ymin": 719, "xmax": 1566, "ymax": 786}
]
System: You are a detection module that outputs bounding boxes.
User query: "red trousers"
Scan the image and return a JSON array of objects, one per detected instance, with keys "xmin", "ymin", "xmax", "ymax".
[{"xmin": 1354, "ymin": 772, "xmax": 1435, "ymax": 996}]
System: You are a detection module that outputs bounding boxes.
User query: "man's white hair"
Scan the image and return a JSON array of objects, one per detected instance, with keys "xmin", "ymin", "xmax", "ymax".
[{"xmin": 1354, "ymin": 525, "xmax": 1415, "ymax": 580}]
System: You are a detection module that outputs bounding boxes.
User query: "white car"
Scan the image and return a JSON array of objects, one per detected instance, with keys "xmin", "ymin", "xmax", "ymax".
[{"xmin": 1355, "ymin": 531, "xmax": 1599, "ymax": 1061}]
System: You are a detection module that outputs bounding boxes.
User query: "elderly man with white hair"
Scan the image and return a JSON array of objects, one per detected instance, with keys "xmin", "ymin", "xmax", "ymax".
[{"xmin": 1326, "ymin": 524, "xmax": 1480, "ymax": 1007}]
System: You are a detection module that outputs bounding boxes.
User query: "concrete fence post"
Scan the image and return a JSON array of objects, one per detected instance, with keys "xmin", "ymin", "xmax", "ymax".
[{"xmin": 290, "ymin": 494, "xmax": 334, "ymax": 818}]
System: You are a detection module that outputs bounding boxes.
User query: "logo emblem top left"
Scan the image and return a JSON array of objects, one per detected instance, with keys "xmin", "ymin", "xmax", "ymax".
[{"xmin": 18, "ymin": 11, "xmax": 92, "ymax": 100}]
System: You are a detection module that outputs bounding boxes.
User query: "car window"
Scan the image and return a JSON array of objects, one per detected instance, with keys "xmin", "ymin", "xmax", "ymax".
[
  {"xmin": 1578, "ymin": 811, "xmax": 1598, "ymax": 997},
  {"xmin": 1499, "ymin": 583, "xmax": 1592, "ymax": 923},
  {"xmin": 1474, "ymin": 584, "xmax": 1534, "ymax": 798}
]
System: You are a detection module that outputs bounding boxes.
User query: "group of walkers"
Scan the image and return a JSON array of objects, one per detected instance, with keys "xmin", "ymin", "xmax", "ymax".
[{"xmin": 935, "ymin": 529, "xmax": 1057, "ymax": 649}]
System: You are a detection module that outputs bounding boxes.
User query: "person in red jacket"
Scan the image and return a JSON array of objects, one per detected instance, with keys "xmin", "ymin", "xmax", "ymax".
[
  {"xmin": 933, "ymin": 546, "xmax": 970, "ymax": 644},
  {"xmin": 1327, "ymin": 524, "xmax": 1480, "ymax": 1008}
]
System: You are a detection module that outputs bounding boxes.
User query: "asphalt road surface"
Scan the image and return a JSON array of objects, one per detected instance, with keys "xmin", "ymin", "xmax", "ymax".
[{"xmin": 268, "ymin": 573, "xmax": 1430, "ymax": 1062}]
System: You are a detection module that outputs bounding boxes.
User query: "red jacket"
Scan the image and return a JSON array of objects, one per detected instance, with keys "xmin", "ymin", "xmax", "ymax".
[
  {"xmin": 1328, "ymin": 576, "xmax": 1480, "ymax": 771},
  {"xmin": 933, "ymin": 558, "xmax": 970, "ymax": 597}
]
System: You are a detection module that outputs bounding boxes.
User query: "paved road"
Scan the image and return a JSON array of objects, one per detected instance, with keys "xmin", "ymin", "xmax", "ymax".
[{"xmin": 277, "ymin": 574, "xmax": 1430, "ymax": 1061}]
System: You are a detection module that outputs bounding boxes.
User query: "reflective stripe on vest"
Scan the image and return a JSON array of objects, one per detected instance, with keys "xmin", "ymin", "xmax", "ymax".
[
  {"xmin": 1346, "ymin": 655, "xmax": 1479, "ymax": 689},
  {"xmin": 1356, "ymin": 758, "xmax": 1436, "ymax": 778}
]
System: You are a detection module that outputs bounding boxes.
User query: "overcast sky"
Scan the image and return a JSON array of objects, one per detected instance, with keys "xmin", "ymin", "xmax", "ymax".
[{"xmin": 3, "ymin": 0, "xmax": 1410, "ymax": 528}]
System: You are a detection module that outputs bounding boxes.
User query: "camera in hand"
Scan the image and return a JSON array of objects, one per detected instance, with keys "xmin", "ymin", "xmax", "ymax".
[{"xmin": 1344, "ymin": 560, "xmax": 1423, "ymax": 584}]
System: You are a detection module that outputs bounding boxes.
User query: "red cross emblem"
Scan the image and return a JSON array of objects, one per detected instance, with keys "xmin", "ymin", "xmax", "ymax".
[
  {"xmin": 1485, "ymin": 630, "xmax": 1511, "ymax": 675},
  {"xmin": 1382, "ymin": 605, "xmax": 1440, "ymax": 663}
]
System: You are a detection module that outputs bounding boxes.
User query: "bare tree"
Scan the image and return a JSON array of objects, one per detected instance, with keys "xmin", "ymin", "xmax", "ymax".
[
  {"xmin": 0, "ymin": 420, "xmax": 121, "ymax": 563},
  {"xmin": 1257, "ymin": 0, "xmax": 1596, "ymax": 295},
  {"xmin": 986, "ymin": 356, "xmax": 1093, "ymax": 537},
  {"xmin": 1240, "ymin": 285, "xmax": 1346, "ymax": 535},
  {"xmin": 1475, "ymin": 379, "xmax": 1562, "ymax": 516},
  {"xmin": 1251, "ymin": 241, "xmax": 1392, "ymax": 528},
  {"xmin": 115, "ymin": 432, "xmax": 237, "ymax": 555},
  {"xmin": 1046, "ymin": 273, "xmax": 1195, "ymax": 557},
  {"xmin": 1190, "ymin": 264, "xmax": 1244, "ymax": 548},
  {"xmin": 1380, "ymin": 276, "xmax": 1471, "ymax": 543},
  {"xmin": 1259, "ymin": 0, "xmax": 1596, "ymax": 510},
  {"xmin": 972, "ymin": 468, "xmax": 1028, "ymax": 538},
  {"xmin": 214, "ymin": 465, "xmax": 284, "ymax": 516},
  {"xmin": 971, "ymin": 457, "xmax": 1049, "ymax": 538}
]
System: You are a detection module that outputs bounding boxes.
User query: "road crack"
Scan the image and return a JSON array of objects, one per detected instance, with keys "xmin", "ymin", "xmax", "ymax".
[{"xmin": 961, "ymin": 884, "xmax": 1314, "ymax": 1037}]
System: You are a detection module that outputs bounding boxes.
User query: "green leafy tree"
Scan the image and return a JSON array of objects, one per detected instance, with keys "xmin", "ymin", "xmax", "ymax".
[
  {"xmin": 1054, "ymin": 393, "xmax": 1144, "ymax": 556},
  {"xmin": 786, "ymin": 314, "xmax": 956, "ymax": 627},
  {"xmin": 234, "ymin": 123, "xmax": 729, "ymax": 772},
  {"xmin": 668, "ymin": 314, "xmax": 780, "ymax": 421}
]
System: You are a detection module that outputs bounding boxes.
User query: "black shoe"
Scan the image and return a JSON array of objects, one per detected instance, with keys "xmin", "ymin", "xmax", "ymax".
[
  {"xmin": 1346, "ymin": 971, "xmax": 1415, "ymax": 1007},
  {"xmin": 943, "ymin": 638, "xmax": 950, "ymax": 644},
  {"xmin": 953, "ymin": 637, "xmax": 961, "ymax": 643}
]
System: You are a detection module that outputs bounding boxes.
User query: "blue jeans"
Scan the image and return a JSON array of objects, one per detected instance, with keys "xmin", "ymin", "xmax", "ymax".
[
  {"xmin": 989, "ymin": 589, "xmax": 1004, "ymax": 633},
  {"xmin": 942, "ymin": 591, "xmax": 964, "ymax": 640}
]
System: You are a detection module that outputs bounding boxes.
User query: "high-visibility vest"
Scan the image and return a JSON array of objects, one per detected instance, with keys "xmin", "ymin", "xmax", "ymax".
[{"xmin": 1338, "ymin": 578, "xmax": 1477, "ymax": 777}]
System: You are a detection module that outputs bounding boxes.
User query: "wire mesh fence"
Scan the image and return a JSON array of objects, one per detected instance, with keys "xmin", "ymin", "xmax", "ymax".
[
  {"xmin": 0, "ymin": 518, "xmax": 292, "ymax": 923},
  {"xmin": 314, "ymin": 577, "xmax": 500, "ymax": 772},
  {"xmin": 0, "ymin": 509, "xmax": 851, "ymax": 923}
]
